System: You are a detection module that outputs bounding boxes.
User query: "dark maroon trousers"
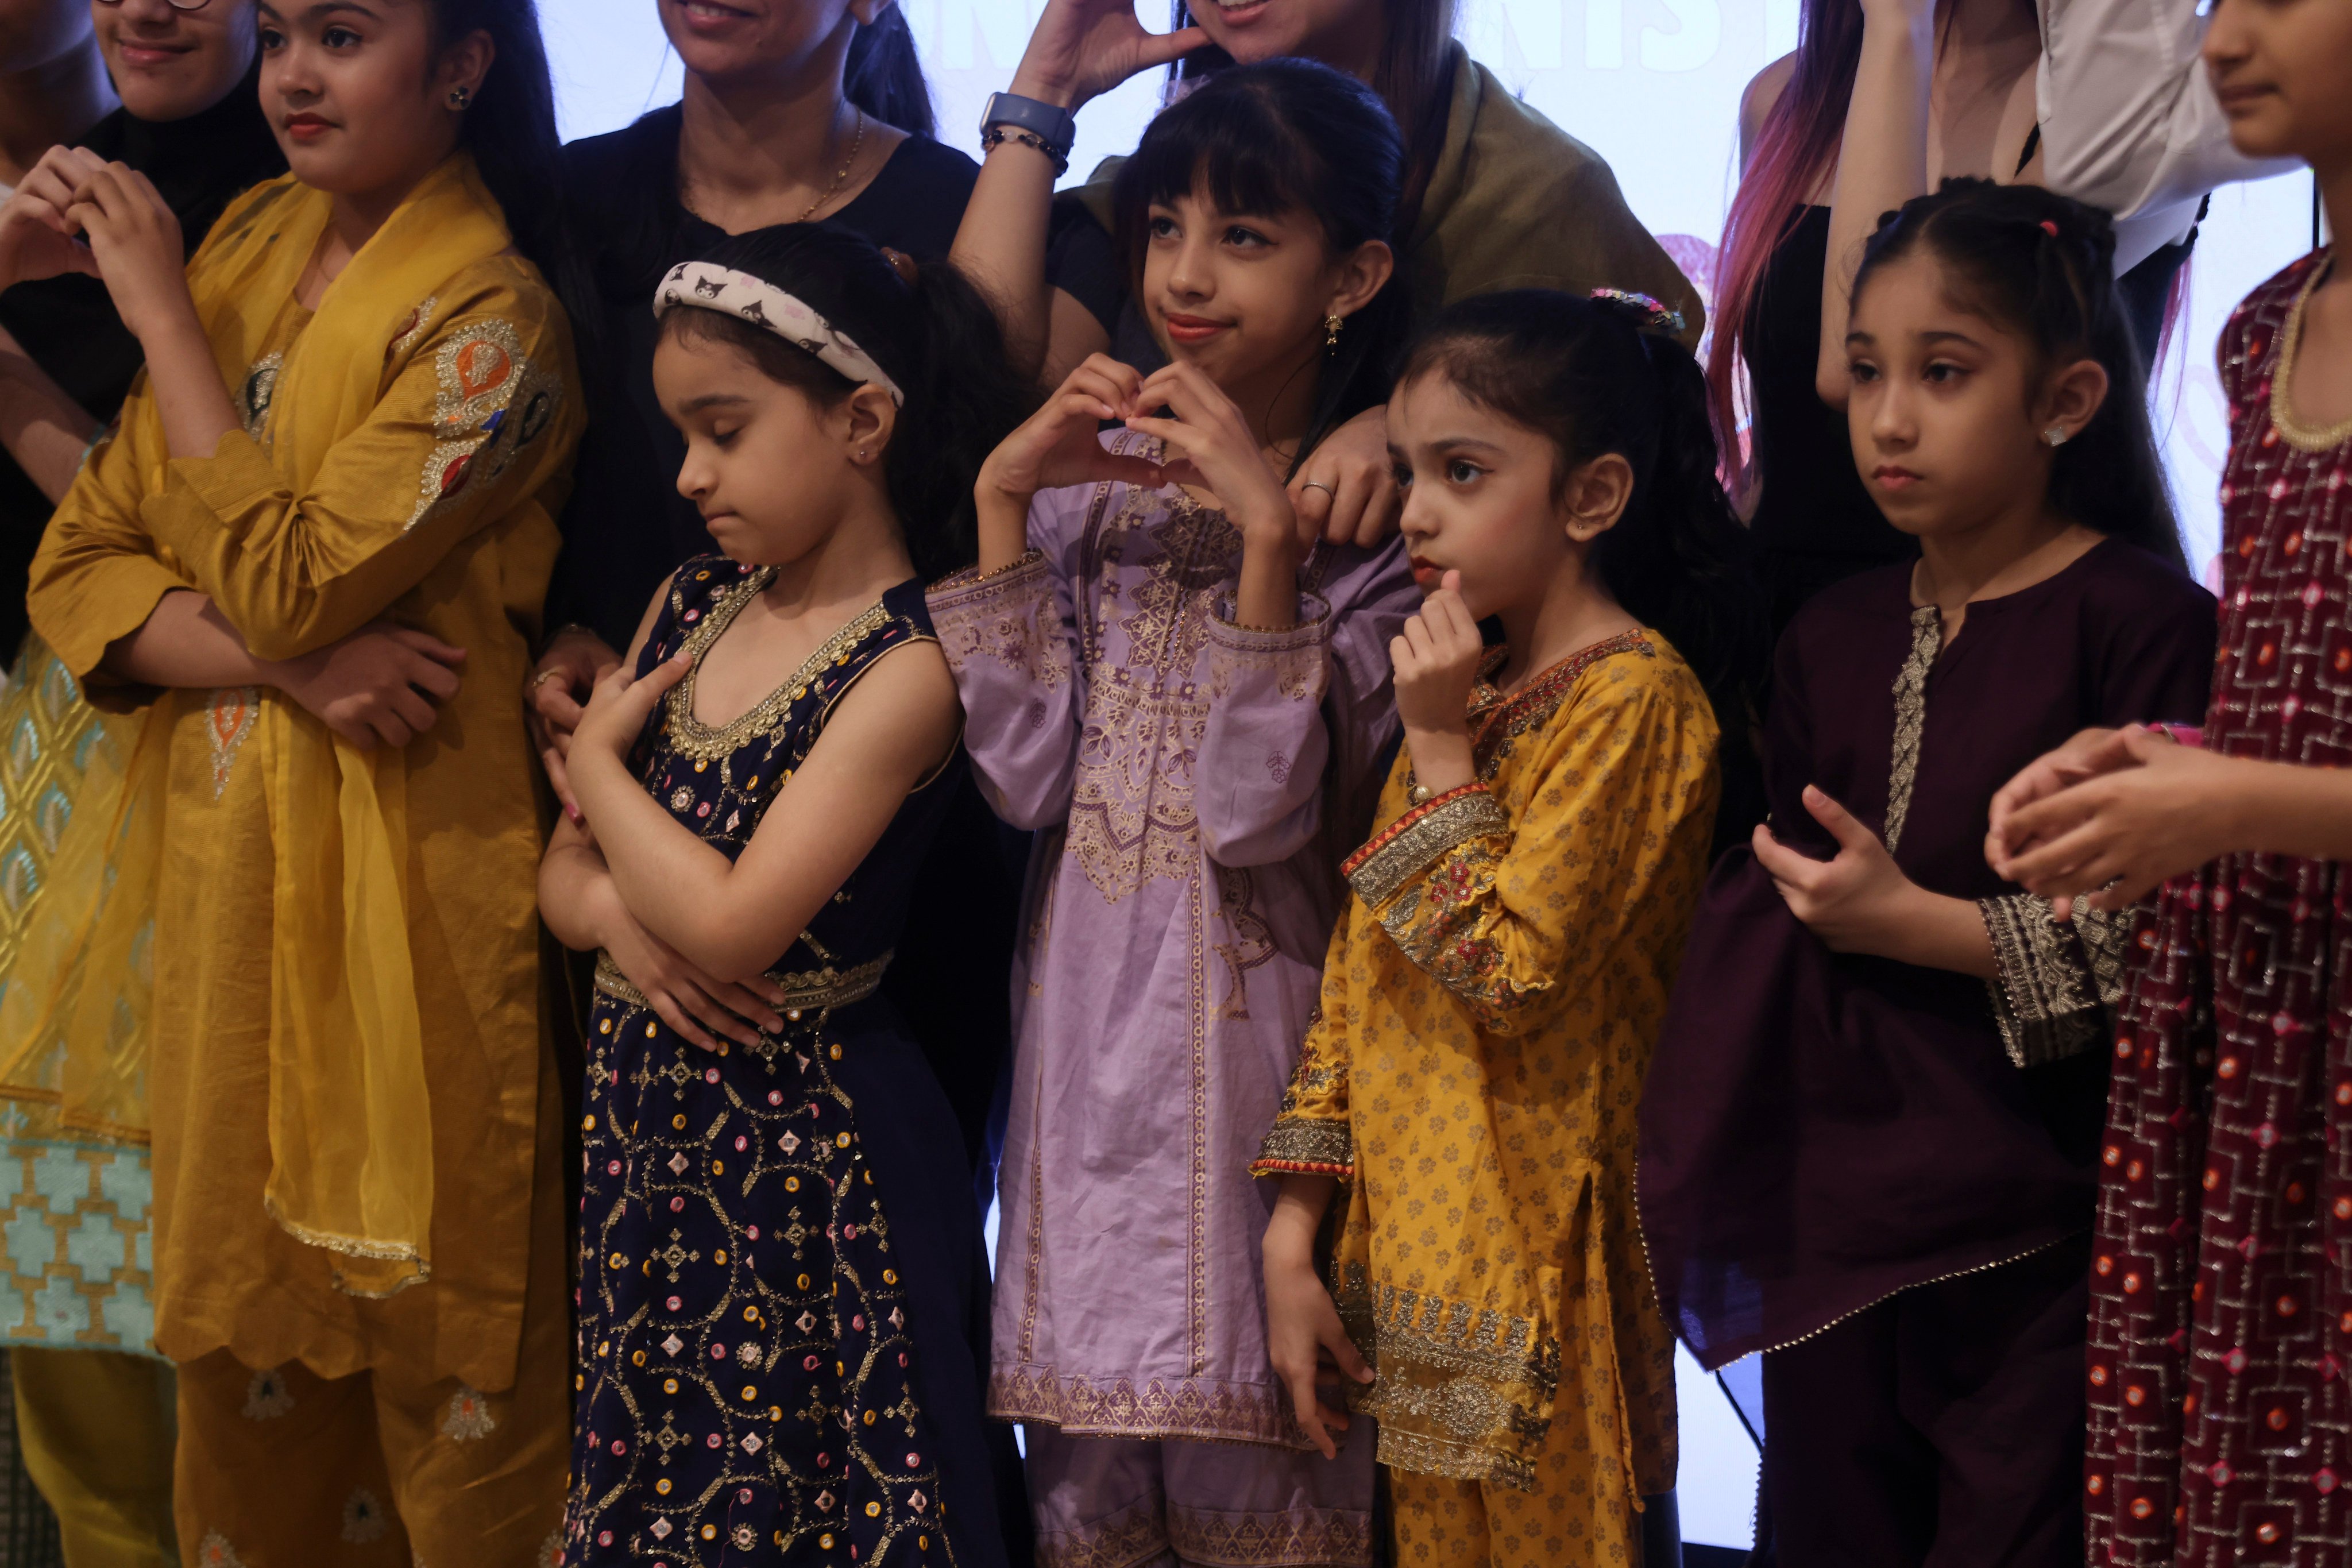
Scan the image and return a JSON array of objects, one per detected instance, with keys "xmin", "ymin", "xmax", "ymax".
[{"xmin": 1758, "ymin": 1236, "xmax": 2091, "ymax": 1567}]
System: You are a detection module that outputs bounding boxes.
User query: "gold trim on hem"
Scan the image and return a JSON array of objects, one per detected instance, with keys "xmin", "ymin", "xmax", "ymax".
[{"xmin": 592, "ymin": 949, "xmax": 892, "ymax": 1017}]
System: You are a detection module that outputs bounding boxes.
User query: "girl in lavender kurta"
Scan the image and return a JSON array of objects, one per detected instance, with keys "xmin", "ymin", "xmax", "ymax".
[{"xmin": 928, "ymin": 61, "xmax": 1416, "ymax": 1565}]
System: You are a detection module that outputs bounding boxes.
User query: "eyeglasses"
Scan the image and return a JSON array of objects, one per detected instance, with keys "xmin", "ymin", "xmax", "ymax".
[{"xmin": 94, "ymin": 0, "xmax": 215, "ymax": 10}]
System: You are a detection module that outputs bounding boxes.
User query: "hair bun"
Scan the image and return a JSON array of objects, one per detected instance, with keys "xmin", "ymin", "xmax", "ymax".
[{"xmin": 1589, "ymin": 288, "xmax": 1686, "ymax": 338}]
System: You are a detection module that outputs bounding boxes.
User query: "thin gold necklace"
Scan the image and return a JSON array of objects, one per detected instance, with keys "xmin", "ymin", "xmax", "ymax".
[{"xmin": 796, "ymin": 105, "xmax": 866, "ymax": 224}]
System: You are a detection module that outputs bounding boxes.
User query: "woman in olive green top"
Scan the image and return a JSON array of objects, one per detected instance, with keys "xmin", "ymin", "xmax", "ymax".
[{"xmin": 947, "ymin": 0, "xmax": 1699, "ymax": 545}]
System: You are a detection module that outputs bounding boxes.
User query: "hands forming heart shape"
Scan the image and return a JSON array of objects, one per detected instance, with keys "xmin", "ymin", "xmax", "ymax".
[
  {"xmin": 984, "ymin": 353, "xmax": 1312, "ymax": 557},
  {"xmin": 0, "ymin": 144, "xmax": 190, "ymax": 341}
]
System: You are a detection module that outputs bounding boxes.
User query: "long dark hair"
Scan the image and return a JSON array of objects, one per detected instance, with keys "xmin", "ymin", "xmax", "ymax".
[
  {"xmin": 426, "ymin": 0, "xmax": 597, "ymax": 347},
  {"xmin": 1852, "ymin": 179, "xmax": 2184, "ymax": 569},
  {"xmin": 659, "ymin": 225, "xmax": 1036, "ymax": 579},
  {"xmin": 1400, "ymin": 289, "xmax": 1770, "ymax": 775},
  {"xmin": 843, "ymin": 9, "xmax": 934, "ymax": 136},
  {"xmin": 1172, "ymin": 0, "xmax": 1457, "ymax": 231},
  {"xmin": 1113, "ymin": 58, "xmax": 1407, "ymax": 474}
]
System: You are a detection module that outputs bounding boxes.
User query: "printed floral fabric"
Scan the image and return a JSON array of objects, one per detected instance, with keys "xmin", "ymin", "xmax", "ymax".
[
  {"xmin": 928, "ymin": 436, "xmax": 1415, "ymax": 1451},
  {"xmin": 1253, "ymin": 632, "xmax": 1718, "ymax": 1523},
  {"xmin": 2088, "ymin": 252, "xmax": 2352, "ymax": 1565},
  {"xmin": 565, "ymin": 562, "xmax": 970, "ymax": 1567}
]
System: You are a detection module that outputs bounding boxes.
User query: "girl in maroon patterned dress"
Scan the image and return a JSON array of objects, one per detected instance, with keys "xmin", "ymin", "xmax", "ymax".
[{"xmin": 1988, "ymin": 3, "xmax": 2352, "ymax": 1562}]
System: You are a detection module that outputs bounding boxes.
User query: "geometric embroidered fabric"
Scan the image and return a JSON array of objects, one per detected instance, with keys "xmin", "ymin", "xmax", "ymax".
[
  {"xmin": 2087, "ymin": 252, "xmax": 2352, "ymax": 1566},
  {"xmin": 563, "ymin": 561, "xmax": 954, "ymax": 1566}
]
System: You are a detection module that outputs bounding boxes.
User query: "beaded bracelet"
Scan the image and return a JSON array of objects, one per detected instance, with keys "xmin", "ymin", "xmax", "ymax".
[{"xmin": 982, "ymin": 125, "xmax": 1069, "ymax": 177}]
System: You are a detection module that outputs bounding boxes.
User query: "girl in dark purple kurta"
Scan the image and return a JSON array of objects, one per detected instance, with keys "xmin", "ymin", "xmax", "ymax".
[{"xmin": 1638, "ymin": 181, "xmax": 2215, "ymax": 1565}]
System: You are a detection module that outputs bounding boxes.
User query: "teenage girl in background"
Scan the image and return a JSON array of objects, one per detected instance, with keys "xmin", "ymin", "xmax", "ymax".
[
  {"xmin": 1642, "ymin": 180, "xmax": 2215, "ymax": 1565},
  {"xmin": 926, "ymin": 59, "xmax": 1416, "ymax": 1566},
  {"xmin": 1988, "ymin": 1, "xmax": 2352, "ymax": 1559},
  {"xmin": 14, "ymin": 0, "xmax": 586, "ymax": 1550},
  {"xmin": 1253, "ymin": 287, "xmax": 1757, "ymax": 1566},
  {"xmin": 549, "ymin": 223, "xmax": 1032, "ymax": 1567}
]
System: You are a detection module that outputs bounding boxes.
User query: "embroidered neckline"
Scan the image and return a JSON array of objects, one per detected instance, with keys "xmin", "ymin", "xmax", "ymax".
[
  {"xmin": 661, "ymin": 570, "xmax": 894, "ymax": 762},
  {"xmin": 2269, "ymin": 252, "xmax": 2352, "ymax": 456},
  {"xmin": 1466, "ymin": 630, "xmax": 1652, "ymax": 741},
  {"xmin": 1882, "ymin": 605, "xmax": 1942, "ymax": 853}
]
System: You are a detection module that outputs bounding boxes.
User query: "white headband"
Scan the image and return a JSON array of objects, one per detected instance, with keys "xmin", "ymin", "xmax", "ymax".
[{"xmin": 654, "ymin": 260, "xmax": 905, "ymax": 407}]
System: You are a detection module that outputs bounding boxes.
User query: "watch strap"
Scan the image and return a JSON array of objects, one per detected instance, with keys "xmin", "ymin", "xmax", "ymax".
[{"xmin": 980, "ymin": 91, "xmax": 1076, "ymax": 157}]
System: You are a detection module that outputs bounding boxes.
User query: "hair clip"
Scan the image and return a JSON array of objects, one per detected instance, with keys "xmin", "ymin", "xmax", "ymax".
[
  {"xmin": 1589, "ymin": 287, "xmax": 1686, "ymax": 337},
  {"xmin": 2038, "ymin": 219, "xmax": 2060, "ymax": 238}
]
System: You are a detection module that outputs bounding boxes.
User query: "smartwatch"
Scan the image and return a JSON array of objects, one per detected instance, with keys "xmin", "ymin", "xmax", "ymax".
[{"xmin": 980, "ymin": 92, "xmax": 1078, "ymax": 163}]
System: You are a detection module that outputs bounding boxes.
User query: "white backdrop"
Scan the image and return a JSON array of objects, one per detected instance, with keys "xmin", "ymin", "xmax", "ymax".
[{"xmin": 540, "ymin": 0, "xmax": 2322, "ymax": 1546}]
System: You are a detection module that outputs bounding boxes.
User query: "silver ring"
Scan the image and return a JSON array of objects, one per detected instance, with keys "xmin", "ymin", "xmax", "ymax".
[{"xmin": 1301, "ymin": 480, "xmax": 1337, "ymax": 497}]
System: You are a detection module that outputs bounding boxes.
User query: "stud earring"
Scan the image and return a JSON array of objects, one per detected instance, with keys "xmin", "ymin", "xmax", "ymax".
[
  {"xmin": 448, "ymin": 87, "xmax": 471, "ymax": 110},
  {"xmin": 1323, "ymin": 313, "xmax": 1342, "ymax": 354},
  {"xmin": 2042, "ymin": 423, "xmax": 2070, "ymax": 447}
]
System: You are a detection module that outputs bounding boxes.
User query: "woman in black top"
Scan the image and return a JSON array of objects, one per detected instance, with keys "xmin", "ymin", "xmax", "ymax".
[{"xmin": 0, "ymin": 0, "xmax": 281, "ymax": 661}]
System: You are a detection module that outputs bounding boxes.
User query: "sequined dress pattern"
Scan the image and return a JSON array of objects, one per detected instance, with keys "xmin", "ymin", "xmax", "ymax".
[
  {"xmin": 565, "ymin": 562, "xmax": 965, "ymax": 1567},
  {"xmin": 2088, "ymin": 252, "xmax": 2352, "ymax": 1565}
]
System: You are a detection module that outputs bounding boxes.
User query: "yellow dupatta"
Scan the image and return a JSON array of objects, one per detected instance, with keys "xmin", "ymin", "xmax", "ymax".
[{"xmin": 0, "ymin": 156, "xmax": 527, "ymax": 1296}]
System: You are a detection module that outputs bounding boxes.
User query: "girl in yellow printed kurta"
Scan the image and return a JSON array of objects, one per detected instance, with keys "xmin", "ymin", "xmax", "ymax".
[
  {"xmin": 15, "ymin": 1, "xmax": 585, "ymax": 1559},
  {"xmin": 1253, "ymin": 289, "xmax": 1764, "ymax": 1566}
]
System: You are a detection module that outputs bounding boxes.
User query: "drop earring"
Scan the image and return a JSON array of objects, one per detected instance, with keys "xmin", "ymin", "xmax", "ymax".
[
  {"xmin": 1323, "ymin": 313, "xmax": 1342, "ymax": 354},
  {"xmin": 2042, "ymin": 423, "xmax": 2070, "ymax": 447}
]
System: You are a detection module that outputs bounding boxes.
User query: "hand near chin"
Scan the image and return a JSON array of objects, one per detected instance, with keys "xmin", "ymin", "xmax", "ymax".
[{"xmin": 980, "ymin": 354, "xmax": 1171, "ymax": 501}]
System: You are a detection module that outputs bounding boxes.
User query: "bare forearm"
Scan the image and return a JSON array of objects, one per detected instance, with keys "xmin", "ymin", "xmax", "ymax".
[
  {"xmin": 976, "ymin": 485, "xmax": 1033, "ymax": 574},
  {"xmin": 1233, "ymin": 538, "xmax": 1300, "ymax": 633},
  {"xmin": 2208, "ymin": 756, "xmax": 2352, "ymax": 864},
  {"xmin": 99, "ymin": 589, "xmax": 280, "ymax": 689},
  {"xmin": 1264, "ymin": 1175, "xmax": 1338, "ymax": 1266},
  {"xmin": 138, "ymin": 310, "xmax": 240, "ymax": 463},
  {"xmin": 539, "ymin": 831, "xmax": 625, "ymax": 953},
  {"xmin": 0, "ymin": 325, "xmax": 99, "ymax": 503},
  {"xmin": 1819, "ymin": 7, "xmax": 1934, "ymax": 401},
  {"xmin": 950, "ymin": 144, "xmax": 1060, "ymax": 381},
  {"xmin": 1870, "ymin": 885, "xmax": 1998, "ymax": 979},
  {"xmin": 569, "ymin": 744, "xmax": 816, "ymax": 980},
  {"xmin": 1401, "ymin": 725, "xmax": 1476, "ymax": 796}
]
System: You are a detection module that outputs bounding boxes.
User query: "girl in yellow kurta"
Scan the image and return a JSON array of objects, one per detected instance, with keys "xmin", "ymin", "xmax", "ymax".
[
  {"xmin": 1253, "ymin": 290, "xmax": 1762, "ymax": 1565},
  {"xmin": 14, "ymin": 2, "xmax": 585, "ymax": 1558}
]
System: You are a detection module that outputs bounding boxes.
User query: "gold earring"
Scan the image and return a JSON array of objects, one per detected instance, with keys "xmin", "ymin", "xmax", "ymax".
[{"xmin": 1323, "ymin": 313, "xmax": 1343, "ymax": 354}]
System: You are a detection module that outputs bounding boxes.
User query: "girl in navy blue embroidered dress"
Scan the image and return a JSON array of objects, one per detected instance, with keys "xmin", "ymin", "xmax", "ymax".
[{"xmin": 543, "ymin": 225, "xmax": 1034, "ymax": 1568}]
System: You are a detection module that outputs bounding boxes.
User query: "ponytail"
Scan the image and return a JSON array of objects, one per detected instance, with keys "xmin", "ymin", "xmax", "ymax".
[
  {"xmin": 843, "ymin": 8, "xmax": 936, "ymax": 138},
  {"xmin": 1852, "ymin": 179, "xmax": 2185, "ymax": 570},
  {"xmin": 426, "ymin": 0, "xmax": 599, "ymax": 362},
  {"xmin": 658, "ymin": 225, "xmax": 1036, "ymax": 581},
  {"xmin": 886, "ymin": 258, "xmax": 1038, "ymax": 577},
  {"xmin": 1400, "ymin": 289, "xmax": 1770, "ymax": 849},
  {"xmin": 1400, "ymin": 290, "xmax": 1768, "ymax": 743}
]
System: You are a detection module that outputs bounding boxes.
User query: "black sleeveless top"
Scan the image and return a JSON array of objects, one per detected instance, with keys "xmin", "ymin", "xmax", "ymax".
[{"xmin": 1744, "ymin": 203, "xmax": 2197, "ymax": 632}]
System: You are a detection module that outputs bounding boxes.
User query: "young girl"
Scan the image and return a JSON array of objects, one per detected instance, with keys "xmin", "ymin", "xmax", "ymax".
[
  {"xmin": 546, "ymin": 223, "xmax": 1032, "ymax": 1567},
  {"xmin": 1252, "ymin": 288, "xmax": 1754, "ymax": 1566},
  {"xmin": 1639, "ymin": 179, "xmax": 2216, "ymax": 1565},
  {"xmin": 1988, "ymin": 3, "xmax": 2352, "ymax": 1559},
  {"xmin": 16, "ymin": 0, "xmax": 584, "ymax": 1552},
  {"xmin": 925, "ymin": 59, "xmax": 1415, "ymax": 1562}
]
